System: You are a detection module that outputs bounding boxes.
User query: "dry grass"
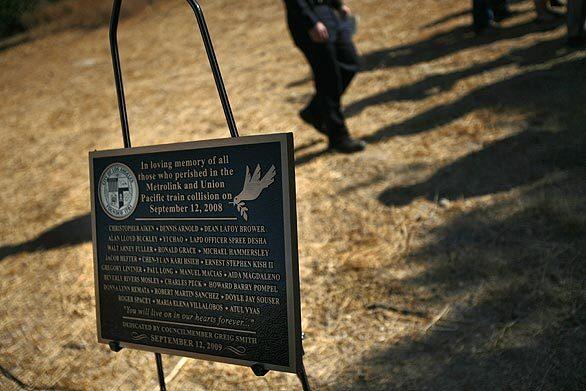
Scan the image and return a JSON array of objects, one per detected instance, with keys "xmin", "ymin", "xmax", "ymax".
[
  {"xmin": 0, "ymin": 0, "xmax": 152, "ymax": 49},
  {"xmin": 0, "ymin": 0, "xmax": 585, "ymax": 390},
  {"xmin": 23, "ymin": 0, "xmax": 153, "ymax": 36}
]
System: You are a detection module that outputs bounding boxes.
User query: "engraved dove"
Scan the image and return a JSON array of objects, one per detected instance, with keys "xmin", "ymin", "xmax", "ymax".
[{"xmin": 231, "ymin": 164, "xmax": 276, "ymax": 221}]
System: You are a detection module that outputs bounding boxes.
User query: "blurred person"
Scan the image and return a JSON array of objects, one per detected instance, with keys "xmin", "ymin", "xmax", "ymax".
[
  {"xmin": 534, "ymin": 0, "xmax": 565, "ymax": 22},
  {"xmin": 567, "ymin": 0, "xmax": 586, "ymax": 47},
  {"xmin": 472, "ymin": 0, "xmax": 492, "ymax": 34},
  {"xmin": 493, "ymin": 0, "xmax": 513, "ymax": 21},
  {"xmin": 283, "ymin": 0, "xmax": 366, "ymax": 153},
  {"xmin": 472, "ymin": 0, "xmax": 512, "ymax": 35}
]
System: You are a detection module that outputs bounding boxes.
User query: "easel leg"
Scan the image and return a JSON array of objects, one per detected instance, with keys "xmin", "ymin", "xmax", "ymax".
[
  {"xmin": 155, "ymin": 353, "xmax": 166, "ymax": 391},
  {"xmin": 297, "ymin": 359, "xmax": 311, "ymax": 391}
]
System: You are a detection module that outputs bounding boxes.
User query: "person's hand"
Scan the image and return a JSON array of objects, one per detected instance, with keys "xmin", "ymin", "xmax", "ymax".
[
  {"xmin": 309, "ymin": 22, "xmax": 329, "ymax": 43},
  {"xmin": 339, "ymin": 5, "xmax": 351, "ymax": 18}
]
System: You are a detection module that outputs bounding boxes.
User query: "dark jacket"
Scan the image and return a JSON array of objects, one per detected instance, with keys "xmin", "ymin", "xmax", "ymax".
[{"xmin": 283, "ymin": 0, "xmax": 343, "ymax": 31}]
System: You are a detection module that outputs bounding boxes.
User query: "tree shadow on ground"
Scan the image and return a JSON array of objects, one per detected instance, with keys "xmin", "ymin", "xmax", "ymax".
[
  {"xmin": 323, "ymin": 40, "xmax": 586, "ymax": 390},
  {"xmin": 345, "ymin": 37, "xmax": 570, "ymax": 119},
  {"xmin": 359, "ymin": 16, "xmax": 560, "ymax": 73},
  {"xmin": 422, "ymin": 2, "xmax": 528, "ymax": 29},
  {"xmin": 0, "ymin": 214, "xmax": 91, "ymax": 262},
  {"xmin": 378, "ymin": 55, "xmax": 586, "ymax": 206},
  {"xmin": 421, "ymin": 8, "xmax": 472, "ymax": 29},
  {"xmin": 332, "ymin": 176, "xmax": 586, "ymax": 389},
  {"xmin": 294, "ymin": 27, "xmax": 568, "ymax": 166}
]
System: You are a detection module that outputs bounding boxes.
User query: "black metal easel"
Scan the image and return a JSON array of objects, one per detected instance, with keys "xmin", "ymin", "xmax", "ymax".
[
  {"xmin": 109, "ymin": 0, "xmax": 238, "ymax": 143},
  {"xmin": 107, "ymin": 1, "xmax": 310, "ymax": 389}
]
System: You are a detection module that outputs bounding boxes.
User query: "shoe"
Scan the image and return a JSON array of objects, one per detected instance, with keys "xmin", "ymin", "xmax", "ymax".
[
  {"xmin": 329, "ymin": 136, "xmax": 366, "ymax": 153},
  {"xmin": 473, "ymin": 21, "xmax": 498, "ymax": 36},
  {"xmin": 535, "ymin": 13, "xmax": 560, "ymax": 24},
  {"xmin": 535, "ymin": 5, "xmax": 565, "ymax": 21},
  {"xmin": 473, "ymin": 26, "xmax": 489, "ymax": 36},
  {"xmin": 299, "ymin": 107, "xmax": 327, "ymax": 136},
  {"xmin": 567, "ymin": 36, "xmax": 586, "ymax": 49},
  {"xmin": 493, "ymin": 10, "xmax": 513, "ymax": 22},
  {"xmin": 545, "ymin": 6, "xmax": 565, "ymax": 16},
  {"xmin": 549, "ymin": 0, "xmax": 565, "ymax": 8}
]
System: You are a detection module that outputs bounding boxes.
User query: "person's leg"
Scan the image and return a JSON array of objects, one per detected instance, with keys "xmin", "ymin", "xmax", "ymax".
[
  {"xmin": 567, "ymin": 0, "xmax": 586, "ymax": 45},
  {"xmin": 550, "ymin": 0, "xmax": 565, "ymax": 7},
  {"xmin": 302, "ymin": 44, "xmax": 365, "ymax": 151},
  {"xmin": 308, "ymin": 44, "xmax": 348, "ymax": 139},
  {"xmin": 298, "ymin": 93, "xmax": 323, "ymax": 134},
  {"xmin": 473, "ymin": 0, "xmax": 492, "ymax": 32},
  {"xmin": 535, "ymin": 0, "xmax": 547, "ymax": 17},
  {"xmin": 536, "ymin": 0, "xmax": 565, "ymax": 20},
  {"xmin": 491, "ymin": 0, "xmax": 511, "ymax": 21},
  {"xmin": 288, "ymin": 14, "xmax": 330, "ymax": 134},
  {"xmin": 567, "ymin": 0, "xmax": 584, "ymax": 37},
  {"xmin": 335, "ymin": 15, "xmax": 360, "ymax": 95},
  {"xmin": 292, "ymin": 28, "xmax": 346, "ymax": 136},
  {"xmin": 581, "ymin": 0, "xmax": 586, "ymax": 31},
  {"xmin": 289, "ymin": 8, "xmax": 365, "ymax": 152}
]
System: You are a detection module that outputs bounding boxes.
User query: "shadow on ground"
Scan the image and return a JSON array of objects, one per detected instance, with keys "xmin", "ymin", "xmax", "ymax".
[
  {"xmin": 359, "ymin": 14, "xmax": 556, "ymax": 73},
  {"xmin": 422, "ymin": 2, "xmax": 528, "ymax": 29},
  {"xmin": 294, "ymin": 19, "xmax": 567, "ymax": 165},
  {"xmin": 345, "ymin": 36, "xmax": 570, "ymax": 119},
  {"xmin": 333, "ymin": 175, "xmax": 586, "ymax": 389},
  {"xmin": 378, "ymin": 55, "xmax": 586, "ymax": 205},
  {"xmin": 0, "ymin": 214, "xmax": 91, "ymax": 262},
  {"xmin": 326, "ymin": 25, "xmax": 586, "ymax": 389}
]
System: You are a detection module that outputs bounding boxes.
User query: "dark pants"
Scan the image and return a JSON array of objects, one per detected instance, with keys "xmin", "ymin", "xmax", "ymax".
[
  {"xmin": 473, "ymin": 0, "xmax": 508, "ymax": 30},
  {"xmin": 288, "ymin": 6, "xmax": 359, "ymax": 141},
  {"xmin": 568, "ymin": 0, "xmax": 586, "ymax": 38}
]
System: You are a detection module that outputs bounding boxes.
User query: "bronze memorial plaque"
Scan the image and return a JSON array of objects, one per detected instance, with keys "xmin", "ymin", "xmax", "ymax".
[{"xmin": 89, "ymin": 133, "xmax": 301, "ymax": 373}]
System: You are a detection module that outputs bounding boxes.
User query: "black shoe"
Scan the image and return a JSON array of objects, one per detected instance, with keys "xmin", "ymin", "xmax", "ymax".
[
  {"xmin": 493, "ymin": 10, "xmax": 513, "ymax": 22},
  {"xmin": 546, "ymin": 6, "xmax": 565, "ymax": 17},
  {"xmin": 329, "ymin": 136, "xmax": 366, "ymax": 153},
  {"xmin": 473, "ymin": 21, "xmax": 498, "ymax": 36},
  {"xmin": 473, "ymin": 26, "xmax": 489, "ymax": 36},
  {"xmin": 567, "ymin": 36, "xmax": 586, "ymax": 49},
  {"xmin": 299, "ymin": 107, "xmax": 327, "ymax": 136}
]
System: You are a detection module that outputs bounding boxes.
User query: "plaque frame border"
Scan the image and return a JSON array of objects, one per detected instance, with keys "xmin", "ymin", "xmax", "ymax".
[{"xmin": 89, "ymin": 132, "xmax": 302, "ymax": 374}]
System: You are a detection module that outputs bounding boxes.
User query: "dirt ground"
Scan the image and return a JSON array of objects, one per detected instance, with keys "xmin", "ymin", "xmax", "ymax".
[{"xmin": 0, "ymin": 0, "xmax": 585, "ymax": 390}]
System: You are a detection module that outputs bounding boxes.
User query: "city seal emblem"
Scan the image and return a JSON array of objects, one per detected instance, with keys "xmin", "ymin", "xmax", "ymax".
[{"xmin": 98, "ymin": 163, "xmax": 139, "ymax": 220}]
